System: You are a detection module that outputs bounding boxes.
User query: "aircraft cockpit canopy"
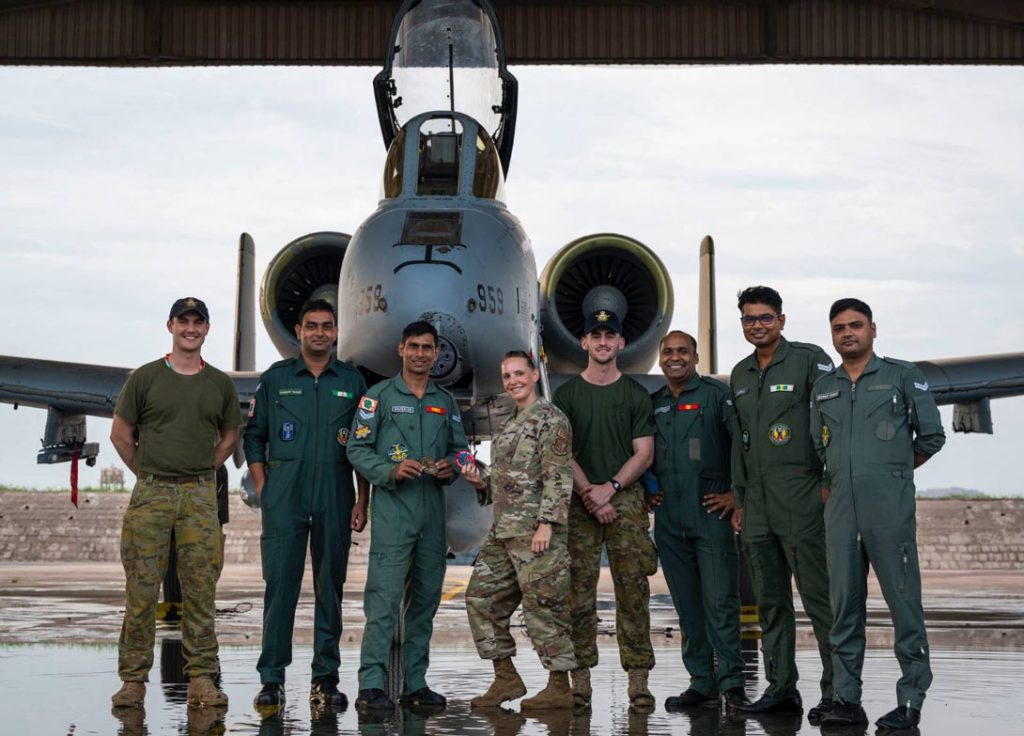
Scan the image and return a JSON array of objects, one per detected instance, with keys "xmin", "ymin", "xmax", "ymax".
[
  {"xmin": 374, "ymin": 0, "xmax": 518, "ymax": 175},
  {"xmin": 382, "ymin": 113, "xmax": 506, "ymax": 203}
]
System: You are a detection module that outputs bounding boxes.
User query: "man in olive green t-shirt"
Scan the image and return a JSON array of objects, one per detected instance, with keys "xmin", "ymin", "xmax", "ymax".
[
  {"xmin": 109, "ymin": 297, "xmax": 242, "ymax": 711},
  {"xmin": 552, "ymin": 309, "xmax": 657, "ymax": 710}
]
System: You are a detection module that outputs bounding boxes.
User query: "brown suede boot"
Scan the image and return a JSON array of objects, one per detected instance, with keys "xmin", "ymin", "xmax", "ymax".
[
  {"xmin": 111, "ymin": 681, "xmax": 146, "ymax": 708},
  {"xmin": 571, "ymin": 667, "xmax": 592, "ymax": 708},
  {"xmin": 470, "ymin": 658, "xmax": 527, "ymax": 708},
  {"xmin": 521, "ymin": 670, "xmax": 573, "ymax": 712},
  {"xmin": 187, "ymin": 675, "xmax": 229, "ymax": 707},
  {"xmin": 627, "ymin": 669, "xmax": 655, "ymax": 710}
]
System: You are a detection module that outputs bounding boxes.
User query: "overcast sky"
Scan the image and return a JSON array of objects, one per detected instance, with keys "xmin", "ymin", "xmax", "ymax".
[{"xmin": 0, "ymin": 63, "xmax": 1021, "ymax": 494}]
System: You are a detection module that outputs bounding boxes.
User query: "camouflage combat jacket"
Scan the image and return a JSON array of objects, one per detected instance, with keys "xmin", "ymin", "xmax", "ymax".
[{"xmin": 480, "ymin": 398, "xmax": 573, "ymax": 539}]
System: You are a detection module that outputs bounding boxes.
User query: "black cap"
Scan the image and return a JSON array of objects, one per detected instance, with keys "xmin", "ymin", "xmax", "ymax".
[
  {"xmin": 168, "ymin": 297, "xmax": 210, "ymax": 321},
  {"xmin": 584, "ymin": 309, "xmax": 622, "ymax": 335}
]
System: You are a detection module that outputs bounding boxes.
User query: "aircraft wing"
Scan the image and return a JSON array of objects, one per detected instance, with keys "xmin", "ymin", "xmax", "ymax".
[{"xmin": 0, "ymin": 355, "xmax": 259, "ymax": 465}]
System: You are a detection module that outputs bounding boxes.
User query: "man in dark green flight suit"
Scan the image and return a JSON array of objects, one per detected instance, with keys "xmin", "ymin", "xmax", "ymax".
[
  {"xmin": 346, "ymin": 320, "xmax": 469, "ymax": 714},
  {"xmin": 244, "ymin": 298, "xmax": 369, "ymax": 710},
  {"xmin": 650, "ymin": 330, "xmax": 748, "ymax": 712},
  {"xmin": 729, "ymin": 286, "xmax": 835, "ymax": 720},
  {"xmin": 812, "ymin": 298, "xmax": 944, "ymax": 731}
]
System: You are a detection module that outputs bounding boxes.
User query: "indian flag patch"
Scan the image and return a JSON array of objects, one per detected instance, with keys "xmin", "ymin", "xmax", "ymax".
[
  {"xmin": 769, "ymin": 384, "xmax": 794, "ymax": 393},
  {"xmin": 332, "ymin": 389, "xmax": 354, "ymax": 398}
]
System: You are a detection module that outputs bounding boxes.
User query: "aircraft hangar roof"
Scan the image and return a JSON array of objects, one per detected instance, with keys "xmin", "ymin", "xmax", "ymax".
[{"xmin": 0, "ymin": 0, "xmax": 1022, "ymax": 66}]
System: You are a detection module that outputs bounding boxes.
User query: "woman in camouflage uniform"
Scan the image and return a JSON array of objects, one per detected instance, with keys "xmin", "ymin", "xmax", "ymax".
[{"xmin": 463, "ymin": 350, "xmax": 576, "ymax": 710}]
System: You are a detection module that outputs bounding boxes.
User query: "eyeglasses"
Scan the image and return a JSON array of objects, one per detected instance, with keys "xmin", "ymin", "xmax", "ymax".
[{"xmin": 740, "ymin": 314, "xmax": 778, "ymax": 327}]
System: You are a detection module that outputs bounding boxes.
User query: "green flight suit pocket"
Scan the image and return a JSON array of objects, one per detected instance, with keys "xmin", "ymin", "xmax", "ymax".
[
  {"xmin": 866, "ymin": 392, "xmax": 911, "ymax": 465},
  {"xmin": 271, "ymin": 400, "xmax": 304, "ymax": 460}
]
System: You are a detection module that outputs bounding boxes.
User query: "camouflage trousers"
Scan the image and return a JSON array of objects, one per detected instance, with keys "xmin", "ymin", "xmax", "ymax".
[
  {"xmin": 466, "ymin": 531, "xmax": 576, "ymax": 671},
  {"xmin": 569, "ymin": 485, "xmax": 657, "ymax": 671},
  {"xmin": 119, "ymin": 474, "xmax": 224, "ymax": 681}
]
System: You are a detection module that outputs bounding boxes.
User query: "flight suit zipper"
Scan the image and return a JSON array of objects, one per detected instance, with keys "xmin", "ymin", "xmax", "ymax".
[
  {"xmin": 313, "ymin": 375, "xmax": 322, "ymax": 502},
  {"xmin": 848, "ymin": 381, "xmax": 856, "ymax": 485}
]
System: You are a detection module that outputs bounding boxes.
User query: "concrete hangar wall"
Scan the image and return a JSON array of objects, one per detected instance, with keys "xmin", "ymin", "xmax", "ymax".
[{"xmin": 0, "ymin": 0, "xmax": 1022, "ymax": 67}]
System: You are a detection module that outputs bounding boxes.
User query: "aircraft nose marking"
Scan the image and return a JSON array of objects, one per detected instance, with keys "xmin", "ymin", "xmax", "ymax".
[{"xmin": 392, "ymin": 242, "xmax": 465, "ymax": 273}]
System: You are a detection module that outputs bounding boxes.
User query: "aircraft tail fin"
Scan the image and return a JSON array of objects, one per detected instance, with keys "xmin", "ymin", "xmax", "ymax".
[
  {"xmin": 234, "ymin": 233, "xmax": 256, "ymax": 373},
  {"xmin": 697, "ymin": 234, "xmax": 717, "ymax": 376},
  {"xmin": 233, "ymin": 233, "xmax": 256, "ymax": 469}
]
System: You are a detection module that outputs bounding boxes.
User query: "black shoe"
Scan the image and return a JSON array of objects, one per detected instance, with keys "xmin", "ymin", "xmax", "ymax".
[
  {"xmin": 875, "ymin": 705, "xmax": 921, "ymax": 730},
  {"xmin": 736, "ymin": 692, "xmax": 803, "ymax": 714},
  {"xmin": 665, "ymin": 687, "xmax": 717, "ymax": 710},
  {"xmin": 820, "ymin": 701, "xmax": 868, "ymax": 726},
  {"xmin": 356, "ymin": 688, "xmax": 395, "ymax": 713},
  {"xmin": 254, "ymin": 683, "xmax": 285, "ymax": 707},
  {"xmin": 721, "ymin": 687, "xmax": 751, "ymax": 711},
  {"xmin": 400, "ymin": 686, "xmax": 447, "ymax": 709},
  {"xmin": 310, "ymin": 678, "xmax": 348, "ymax": 708},
  {"xmin": 807, "ymin": 697, "xmax": 835, "ymax": 725}
]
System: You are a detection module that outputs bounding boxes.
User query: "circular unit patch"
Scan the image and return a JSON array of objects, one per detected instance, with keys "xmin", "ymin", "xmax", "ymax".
[{"xmin": 769, "ymin": 422, "xmax": 792, "ymax": 446}]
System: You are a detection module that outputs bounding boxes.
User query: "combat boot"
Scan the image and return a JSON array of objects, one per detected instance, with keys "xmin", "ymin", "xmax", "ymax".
[
  {"xmin": 627, "ymin": 669, "xmax": 655, "ymax": 710},
  {"xmin": 471, "ymin": 658, "xmax": 527, "ymax": 708},
  {"xmin": 571, "ymin": 667, "xmax": 592, "ymax": 708},
  {"xmin": 521, "ymin": 670, "xmax": 573, "ymax": 711},
  {"xmin": 187, "ymin": 675, "xmax": 229, "ymax": 707},
  {"xmin": 111, "ymin": 681, "xmax": 146, "ymax": 708}
]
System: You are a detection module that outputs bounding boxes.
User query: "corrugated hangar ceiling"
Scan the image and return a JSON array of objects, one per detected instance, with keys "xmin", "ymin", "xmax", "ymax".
[{"xmin": 1, "ymin": 0, "xmax": 1022, "ymax": 66}]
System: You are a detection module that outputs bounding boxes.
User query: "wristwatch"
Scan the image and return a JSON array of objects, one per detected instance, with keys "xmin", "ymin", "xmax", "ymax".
[{"xmin": 610, "ymin": 479, "xmax": 622, "ymax": 493}]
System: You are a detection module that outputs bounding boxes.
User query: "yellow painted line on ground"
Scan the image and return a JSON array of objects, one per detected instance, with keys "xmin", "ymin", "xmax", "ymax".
[{"xmin": 442, "ymin": 580, "xmax": 469, "ymax": 602}]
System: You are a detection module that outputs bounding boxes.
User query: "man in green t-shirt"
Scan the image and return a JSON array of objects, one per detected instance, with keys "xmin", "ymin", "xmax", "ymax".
[
  {"xmin": 109, "ymin": 297, "xmax": 242, "ymax": 711},
  {"xmin": 552, "ymin": 309, "xmax": 657, "ymax": 710}
]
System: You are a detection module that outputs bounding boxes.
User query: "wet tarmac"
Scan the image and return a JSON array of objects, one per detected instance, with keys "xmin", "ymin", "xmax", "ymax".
[{"xmin": 1, "ymin": 564, "xmax": 1022, "ymax": 734}]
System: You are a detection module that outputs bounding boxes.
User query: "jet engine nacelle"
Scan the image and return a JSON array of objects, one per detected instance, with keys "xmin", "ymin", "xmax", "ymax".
[
  {"xmin": 540, "ymin": 233, "xmax": 674, "ymax": 374},
  {"xmin": 260, "ymin": 232, "xmax": 350, "ymax": 358}
]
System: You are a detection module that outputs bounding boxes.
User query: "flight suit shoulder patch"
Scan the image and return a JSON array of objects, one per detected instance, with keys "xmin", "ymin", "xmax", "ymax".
[{"xmin": 552, "ymin": 427, "xmax": 571, "ymax": 456}]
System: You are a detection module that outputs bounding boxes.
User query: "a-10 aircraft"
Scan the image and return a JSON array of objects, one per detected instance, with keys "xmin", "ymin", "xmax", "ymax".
[{"xmin": 2, "ymin": 0, "xmax": 1024, "ymax": 554}]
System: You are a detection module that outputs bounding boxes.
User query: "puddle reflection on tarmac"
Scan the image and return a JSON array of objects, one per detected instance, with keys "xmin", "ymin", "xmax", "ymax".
[{"xmin": 2, "ymin": 640, "xmax": 1020, "ymax": 735}]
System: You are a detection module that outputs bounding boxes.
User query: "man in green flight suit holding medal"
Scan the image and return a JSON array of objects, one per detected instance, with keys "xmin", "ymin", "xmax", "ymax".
[{"xmin": 346, "ymin": 320, "xmax": 469, "ymax": 714}]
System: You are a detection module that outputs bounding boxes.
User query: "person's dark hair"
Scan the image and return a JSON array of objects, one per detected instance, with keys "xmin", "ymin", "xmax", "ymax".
[
  {"xmin": 401, "ymin": 320, "xmax": 438, "ymax": 345},
  {"xmin": 503, "ymin": 349, "xmax": 536, "ymax": 369},
  {"xmin": 298, "ymin": 298, "xmax": 337, "ymax": 323},
  {"xmin": 659, "ymin": 330, "xmax": 697, "ymax": 353},
  {"xmin": 829, "ymin": 298, "xmax": 872, "ymax": 322},
  {"xmin": 737, "ymin": 286, "xmax": 782, "ymax": 314}
]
